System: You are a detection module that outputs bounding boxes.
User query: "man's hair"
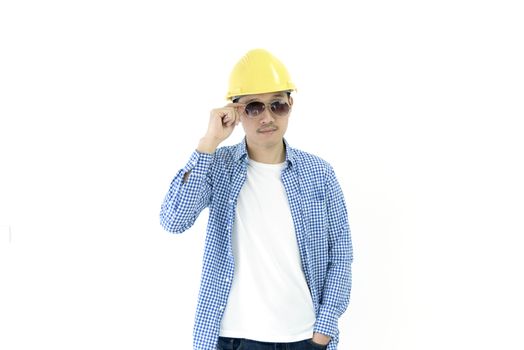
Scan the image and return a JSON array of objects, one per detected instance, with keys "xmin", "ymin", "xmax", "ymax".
[{"xmin": 232, "ymin": 91, "xmax": 291, "ymax": 103}]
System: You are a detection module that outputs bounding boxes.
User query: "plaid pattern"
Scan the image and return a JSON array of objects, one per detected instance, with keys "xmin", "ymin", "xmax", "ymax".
[{"xmin": 160, "ymin": 139, "xmax": 353, "ymax": 350}]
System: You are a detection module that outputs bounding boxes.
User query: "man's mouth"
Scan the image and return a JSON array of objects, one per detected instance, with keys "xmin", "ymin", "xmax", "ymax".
[{"xmin": 258, "ymin": 127, "xmax": 278, "ymax": 133}]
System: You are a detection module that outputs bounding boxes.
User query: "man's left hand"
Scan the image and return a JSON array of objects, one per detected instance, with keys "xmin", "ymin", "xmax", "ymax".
[{"xmin": 312, "ymin": 332, "xmax": 331, "ymax": 346}]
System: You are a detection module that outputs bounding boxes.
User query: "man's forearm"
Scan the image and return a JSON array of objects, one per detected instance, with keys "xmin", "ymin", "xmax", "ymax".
[{"xmin": 196, "ymin": 136, "xmax": 221, "ymax": 154}]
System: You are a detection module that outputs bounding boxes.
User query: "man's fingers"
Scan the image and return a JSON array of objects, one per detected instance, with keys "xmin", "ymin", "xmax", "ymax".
[
  {"xmin": 229, "ymin": 104, "xmax": 244, "ymax": 124},
  {"xmin": 222, "ymin": 113, "xmax": 235, "ymax": 127},
  {"xmin": 211, "ymin": 105, "xmax": 242, "ymax": 128},
  {"xmin": 223, "ymin": 105, "xmax": 242, "ymax": 126}
]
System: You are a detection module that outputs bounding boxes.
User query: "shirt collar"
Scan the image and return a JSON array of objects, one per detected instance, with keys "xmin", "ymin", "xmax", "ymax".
[{"xmin": 234, "ymin": 137, "xmax": 297, "ymax": 166}]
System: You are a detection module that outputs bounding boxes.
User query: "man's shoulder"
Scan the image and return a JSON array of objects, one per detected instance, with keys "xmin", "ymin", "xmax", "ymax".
[{"xmin": 290, "ymin": 147, "xmax": 333, "ymax": 173}]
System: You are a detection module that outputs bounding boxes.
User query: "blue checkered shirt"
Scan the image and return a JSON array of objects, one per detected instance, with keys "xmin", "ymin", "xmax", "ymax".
[{"xmin": 160, "ymin": 139, "xmax": 353, "ymax": 350}]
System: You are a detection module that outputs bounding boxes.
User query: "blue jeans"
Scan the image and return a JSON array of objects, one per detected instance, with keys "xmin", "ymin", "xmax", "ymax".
[{"xmin": 217, "ymin": 337, "xmax": 328, "ymax": 350}]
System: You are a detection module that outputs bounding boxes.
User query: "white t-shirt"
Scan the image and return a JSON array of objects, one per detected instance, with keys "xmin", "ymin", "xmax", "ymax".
[{"xmin": 219, "ymin": 159, "xmax": 316, "ymax": 342}]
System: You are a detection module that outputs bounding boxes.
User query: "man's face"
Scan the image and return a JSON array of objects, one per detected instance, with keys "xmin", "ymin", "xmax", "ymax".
[{"xmin": 236, "ymin": 91, "xmax": 293, "ymax": 149}]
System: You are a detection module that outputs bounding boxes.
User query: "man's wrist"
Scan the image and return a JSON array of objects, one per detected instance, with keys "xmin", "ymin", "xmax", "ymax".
[{"xmin": 197, "ymin": 137, "xmax": 220, "ymax": 154}]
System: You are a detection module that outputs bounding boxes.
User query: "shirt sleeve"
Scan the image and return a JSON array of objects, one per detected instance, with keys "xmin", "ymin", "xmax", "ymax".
[
  {"xmin": 159, "ymin": 150, "xmax": 214, "ymax": 233},
  {"xmin": 313, "ymin": 166, "xmax": 353, "ymax": 338}
]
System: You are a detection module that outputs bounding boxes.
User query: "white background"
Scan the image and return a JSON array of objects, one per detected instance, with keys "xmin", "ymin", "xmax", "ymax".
[{"xmin": 1, "ymin": 1, "xmax": 523, "ymax": 349}]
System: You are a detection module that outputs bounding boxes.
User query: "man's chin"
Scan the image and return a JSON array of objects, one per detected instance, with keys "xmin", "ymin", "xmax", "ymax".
[{"xmin": 248, "ymin": 134, "xmax": 283, "ymax": 147}]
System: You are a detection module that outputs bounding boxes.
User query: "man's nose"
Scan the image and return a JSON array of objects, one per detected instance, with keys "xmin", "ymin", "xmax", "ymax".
[{"xmin": 259, "ymin": 106, "xmax": 275, "ymax": 124}]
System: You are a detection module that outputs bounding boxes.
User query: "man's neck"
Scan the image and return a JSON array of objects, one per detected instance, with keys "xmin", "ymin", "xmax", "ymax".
[{"xmin": 246, "ymin": 140, "xmax": 286, "ymax": 164}]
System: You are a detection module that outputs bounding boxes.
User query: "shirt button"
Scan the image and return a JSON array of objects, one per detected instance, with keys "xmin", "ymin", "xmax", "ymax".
[
  {"xmin": 219, "ymin": 306, "xmax": 225, "ymax": 311},
  {"xmin": 225, "ymin": 277, "xmax": 230, "ymax": 283}
]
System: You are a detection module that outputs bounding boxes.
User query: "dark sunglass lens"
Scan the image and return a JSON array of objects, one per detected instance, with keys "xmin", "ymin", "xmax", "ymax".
[
  {"xmin": 245, "ymin": 102, "xmax": 265, "ymax": 117},
  {"xmin": 270, "ymin": 101, "xmax": 290, "ymax": 116}
]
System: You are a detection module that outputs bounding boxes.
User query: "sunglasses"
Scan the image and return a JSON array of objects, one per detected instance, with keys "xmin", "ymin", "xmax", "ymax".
[{"xmin": 242, "ymin": 100, "xmax": 291, "ymax": 118}]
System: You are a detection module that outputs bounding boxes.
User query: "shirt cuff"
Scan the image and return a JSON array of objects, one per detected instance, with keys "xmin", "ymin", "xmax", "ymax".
[{"xmin": 314, "ymin": 305, "xmax": 339, "ymax": 338}]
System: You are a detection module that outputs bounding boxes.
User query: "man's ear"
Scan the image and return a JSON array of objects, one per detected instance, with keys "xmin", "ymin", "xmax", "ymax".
[{"xmin": 289, "ymin": 96, "xmax": 294, "ymax": 107}]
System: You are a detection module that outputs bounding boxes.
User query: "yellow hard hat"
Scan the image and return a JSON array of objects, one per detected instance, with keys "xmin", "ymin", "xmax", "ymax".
[{"xmin": 226, "ymin": 49, "xmax": 296, "ymax": 100}]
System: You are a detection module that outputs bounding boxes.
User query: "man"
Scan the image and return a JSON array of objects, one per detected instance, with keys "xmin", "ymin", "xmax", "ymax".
[{"xmin": 160, "ymin": 49, "xmax": 353, "ymax": 350}]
